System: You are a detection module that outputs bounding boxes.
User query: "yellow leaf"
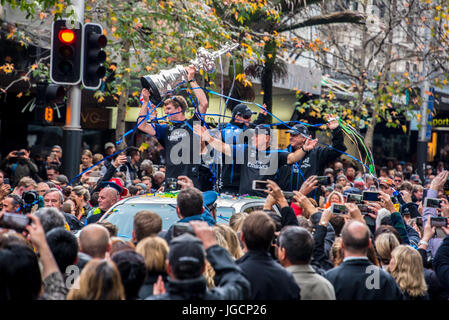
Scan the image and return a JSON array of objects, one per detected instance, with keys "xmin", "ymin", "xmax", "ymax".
[
  {"xmin": 402, "ymin": 125, "xmax": 407, "ymax": 133},
  {"xmin": 98, "ymin": 96, "xmax": 105, "ymax": 103},
  {"xmin": 16, "ymin": 92, "xmax": 23, "ymax": 98}
]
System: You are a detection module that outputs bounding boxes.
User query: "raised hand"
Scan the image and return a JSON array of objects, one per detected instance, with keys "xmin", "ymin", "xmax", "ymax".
[
  {"xmin": 326, "ymin": 114, "xmax": 339, "ymax": 130},
  {"xmin": 141, "ymin": 88, "xmax": 150, "ymax": 102},
  {"xmin": 430, "ymin": 170, "xmax": 449, "ymax": 191},
  {"xmin": 304, "ymin": 136, "xmax": 318, "ymax": 151},
  {"xmin": 299, "ymin": 175, "xmax": 318, "ymax": 196}
]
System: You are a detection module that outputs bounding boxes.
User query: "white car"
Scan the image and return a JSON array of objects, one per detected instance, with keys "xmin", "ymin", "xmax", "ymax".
[{"xmin": 98, "ymin": 192, "xmax": 268, "ymax": 240}]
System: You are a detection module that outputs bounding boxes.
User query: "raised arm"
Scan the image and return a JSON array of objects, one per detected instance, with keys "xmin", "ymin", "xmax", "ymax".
[
  {"xmin": 193, "ymin": 125, "xmax": 232, "ymax": 157},
  {"xmin": 186, "ymin": 65, "xmax": 208, "ymax": 115},
  {"xmin": 137, "ymin": 88, "xmax": 157, "ymax": 136},
  {"xmin": 287, "ymin": 136, "xmax": 318, "ymax": 164}
]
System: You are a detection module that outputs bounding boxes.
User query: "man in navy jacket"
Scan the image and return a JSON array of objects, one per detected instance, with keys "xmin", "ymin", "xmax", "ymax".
[{"xmin": 324, "ymin": 220, "xmax": 404, "ymax": 300}]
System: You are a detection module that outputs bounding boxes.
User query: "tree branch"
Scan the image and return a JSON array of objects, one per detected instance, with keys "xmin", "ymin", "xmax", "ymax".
[{"xmin": 277, "ymin": 11, "xmax": 365, "ymax": 33}]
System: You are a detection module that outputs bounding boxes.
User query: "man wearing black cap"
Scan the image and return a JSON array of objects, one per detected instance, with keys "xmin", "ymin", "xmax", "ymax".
[
  {"xmin": 219, "ymin": 103, "xmax": 267, "ymax": 194},
  {"xmin": 146, "ymin": 221, "xmax": 250, "ymax": 300},
  {"xmin": 194, "ymin": 123, "xmax": 317, "ymax": 197},
  {"xmin": 276, "ymin": 116, "xmax": 346, "ymax": 198}
]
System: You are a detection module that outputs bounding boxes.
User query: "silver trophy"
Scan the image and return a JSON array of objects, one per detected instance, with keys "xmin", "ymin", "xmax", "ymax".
[{"xmin": 140, "ymin": 43, "xmax": 239, "ymax": 105}]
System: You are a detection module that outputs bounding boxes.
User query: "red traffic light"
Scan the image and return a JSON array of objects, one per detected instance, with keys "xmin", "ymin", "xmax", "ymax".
[{"xmin": 58, "ymin": 29, "xmax": 75, "ymax": 44}]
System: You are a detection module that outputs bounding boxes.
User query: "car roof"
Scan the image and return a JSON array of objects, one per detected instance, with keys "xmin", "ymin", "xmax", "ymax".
[{"xmin": 111, "ymin": 192, "xmax": 266, "ymax": 207}]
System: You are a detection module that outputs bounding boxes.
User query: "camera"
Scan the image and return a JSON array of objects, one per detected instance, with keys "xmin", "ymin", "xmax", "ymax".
[
  {"xmin": 424, "ymin": 198, "xmax": 442, "ymax": 209},
  {"xmin": 357, "ymin": 204, "xmax": 372, "ymax": 215},
  {"xmin": 430, "ymin": 217, "xmax": 447, "ymax": 228},
  {"xmin": 166, "ymin": 178, "xmax": 180, "ymax": 192},
  {"xmin": 22, "ymin": 190, "xmax": 39, "ymax": 205},
  {"xmin": 347, "ymin": 193, "xmax": 363, "ymax": 204},
  {"xmin": 171, "ymin": 222, "xmax": 195, "ymax": 238},
  {"xmin": 362, "ymin": 191, "xmax": 379, "ymax": 202},
  {"xmin": 15, "ymin": 151, "xmax": 25, "ymax": 157},
  {"xmin": 0, "ymin": 213, "xmax": 31, "ymax": 232},
  {"xmin": 316, "ymin": 176, "xmax": 331, "ymax": 186},
  {"xmin": 331, "ymin": 203, "xmax": 347, "ymax": 215},
  {"xmin": 252, "ymin": 180, "xmax": 269, "ymax": 191}
]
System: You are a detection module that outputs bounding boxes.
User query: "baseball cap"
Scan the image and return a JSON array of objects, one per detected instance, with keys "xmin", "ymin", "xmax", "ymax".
[
  {"xmin": 203, "ymin": 191, "xmax": 218, "ymax": 210},
  {"xmin": 104, "ymin": 142, "xmax": 115, "ymax": 150},
  {"xmin": 232, "ymin": 104, "xmax": 256, "ymax": 118},
  {"xmin": 168, "ymin": 233, "xmax": 205, "ymax": 280},
  {"xmin": 100, "ymin": 178, "xmax": 129, "ymax": 197},
  {"xmin": 410, "ymin": 174, "xmax": 421, "ymax": 183},
  {"xmin": 287, "ymin": 124, "xmax": 309, "ymax": 137},
  {"xmin": 56, "ymin": 174, "xmax": 69, "ymax": 185},
  {"xmin": 353, "ymin": 180, "xmax": 365, "ymax": 190},
  {"xmin": 379, "ymin": 178, "xmax": 394, "ymax": 187},
  {"xmin": 135, "ymin": 183, "xmax": 147, "ymax": 192}
]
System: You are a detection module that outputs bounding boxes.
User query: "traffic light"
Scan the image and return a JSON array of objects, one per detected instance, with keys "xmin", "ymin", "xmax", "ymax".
[
  {"xmin": 50, "ymin": 20, "xmax": 82, "ymax": 85},
  {"xmin": 82, "ymin": 23, "xmax": 107, "ymax": 89},
  {"xmin": 35, "ymin": 82, "xmax": 66, "ymax": 107}
]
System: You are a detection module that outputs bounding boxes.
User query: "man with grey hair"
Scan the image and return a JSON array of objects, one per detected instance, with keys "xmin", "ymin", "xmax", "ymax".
[
  {"xmin": 153, "ymin": 171, "xmax": 165, "ymax": 190},
  {"xmin": 44, "ymin": 188, "xmax": 83, "ymax": 231},
  {"xmin": 86, "ymin": 187, "xmax": 119, "ymax": 225},
  {"xmin": 34, "ymin": 207, "xmax": 66, "ymax": 233}
]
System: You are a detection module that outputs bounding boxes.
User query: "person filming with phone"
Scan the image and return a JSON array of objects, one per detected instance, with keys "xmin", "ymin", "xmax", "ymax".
[{"xmin": 0, "ymin": 149, "xmax": 39, "ymax": 188}]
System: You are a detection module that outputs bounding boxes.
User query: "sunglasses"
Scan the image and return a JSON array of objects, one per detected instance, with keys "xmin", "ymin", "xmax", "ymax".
[{"xmin": 242, "ymin": 115, "xmax": 252, "ymax": 120}]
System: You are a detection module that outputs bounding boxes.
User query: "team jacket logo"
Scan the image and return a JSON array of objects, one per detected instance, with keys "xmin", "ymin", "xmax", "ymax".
[{"xmin": 168, "ymin": 129, "xmax": 188, "ymax": 142}]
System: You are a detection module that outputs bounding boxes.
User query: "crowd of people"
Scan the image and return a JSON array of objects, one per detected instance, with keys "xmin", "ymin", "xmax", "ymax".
[
  {"xmin": 1, "ymin": 65, "xmax": 449, "ymax": 300},
  {"xmin": 1, "ymin": 137, "xmax": 449, "ymax": 300}
]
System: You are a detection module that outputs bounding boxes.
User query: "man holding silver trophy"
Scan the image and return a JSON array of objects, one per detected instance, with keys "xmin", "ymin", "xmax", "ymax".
[
  {"xmin": 137, "ymin": 43, "xmax": 239, "ymax": 191},
  {"xmin": 137, "ymin": 65, "xmax": 208, "ymax": 190}
]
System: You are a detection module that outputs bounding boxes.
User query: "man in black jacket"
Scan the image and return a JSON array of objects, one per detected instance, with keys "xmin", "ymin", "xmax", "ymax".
[
  {"xmin": 147, "ymin": 221, "xmax": 250, "ymax": 300},
  {"xmin": 277, "ymin": 116, "xmax": 346, "ymax": 198},
  {"xmin": 324, "ymin": 220, "xmax": 404, "ymax": 300},
  {"xmin": 236, "ymin": 211, "xmax": 300, "ymax": 300}
]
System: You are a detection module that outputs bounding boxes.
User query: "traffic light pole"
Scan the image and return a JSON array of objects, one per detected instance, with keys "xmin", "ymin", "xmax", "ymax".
[
  {"xmin": 62, "ymin": 86, "xmax": 83, "ymax": 181},
  {"xmin": 416, "ymin": 14, "xmax": 432, "ymax": 183},
  {"xmin": 62, "ymin": 0, "xmax": 84, "ymax": 182}
]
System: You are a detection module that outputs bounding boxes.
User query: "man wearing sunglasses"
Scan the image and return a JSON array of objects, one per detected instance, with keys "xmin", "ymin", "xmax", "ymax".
[
  {"xmin": 276, "ymin": 115, "xmax": 346, "ymax": 200},
  {"xmin": 219, "ymin": 104, "xmax": 267, "ymax": 194}
]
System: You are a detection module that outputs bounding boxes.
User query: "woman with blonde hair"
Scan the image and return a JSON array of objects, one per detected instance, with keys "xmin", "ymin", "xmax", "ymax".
[
  {"xmin": 79, "ymin": 150, "xmax": 94, "ymax": 173},
  {"xmin": 387, "ymin": 245, "xmax": 429, "ymax": 300},
  {"xmin": 67, "ymin": 259, "xmax": 125, "ymax": 300},
  {"xmin": 135, "ymin": 236, "xmax": 169, "ymax": 299},
  {"xmin": 229, "ymin": 212, "xmax": 248, "ymax": 233},
  {"xmin": 375, "ymin": 232, "xmax": 400, "ymax": 269},
  {"xmin": 324, "ymin": 191, "xmax": 344, "ymax": 209},
  {"xmin": 213, "ymin": 224, "xmax": 243, "ymax": 259}
]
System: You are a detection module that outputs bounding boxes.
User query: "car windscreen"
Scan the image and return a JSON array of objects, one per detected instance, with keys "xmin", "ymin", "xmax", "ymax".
[{"xmin": 102, "ymin": 203, "xmax": 178, "ymax": 239}]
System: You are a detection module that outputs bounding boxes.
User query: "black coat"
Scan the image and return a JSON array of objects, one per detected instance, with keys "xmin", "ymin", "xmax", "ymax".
[
  {"xmin": 236, "ymin": 250, "xmax": 300, "ymax": 300},
  {"xmin": 324, "ymin": 258, "xmax": 404, "ymax": 300},
  {"xmin": 433, "ymin": 234, "xmax": 449, "ymax": 292},
  {"xmin": 138, "ymin": 272, "xmax": 168, "ymax": 299},
  {"xmin": 147, "ymin": 245, "xmax": 250, "ymax": 300},
  {"xmin": 276, "ymin": 127, "xmax": 346, "ymax": 193}
]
